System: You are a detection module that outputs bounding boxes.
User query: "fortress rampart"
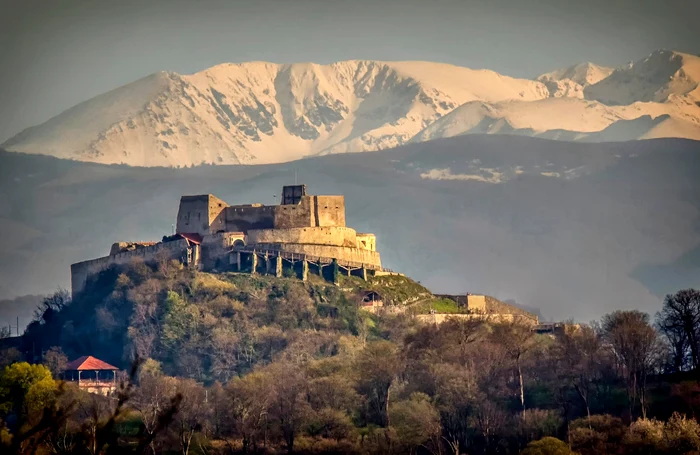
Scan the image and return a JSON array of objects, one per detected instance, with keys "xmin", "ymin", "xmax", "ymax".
[
  {"xmin": 415, "ymin": 313, "xmax": 539, "ymax": 326},
  {"xmin": 71, "ymin": 184, "xmax": 383, "ymax": 297},
  {"xmin": 71, "ymin": 238, "xmax": 194, "ymax": 296},
  {"xmin": 246, "ymin": 226, "xmax": 360, "ymax": 248},
  {"xmin": 243, "ymin": 243, "xmax": 381, "ymax": 266},
  {"xmin": 176, "ymin": 190, "xmax": 346, "ymax": 237}
]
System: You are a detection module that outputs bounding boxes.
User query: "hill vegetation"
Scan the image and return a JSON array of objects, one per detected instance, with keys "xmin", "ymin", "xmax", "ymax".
[
  {"xmin": 19, "ymin": 260, "xmax": 461, "ymax": 382},
  {"xmin": 1, "ymin": 260, "xmax": 700, "ymax": 454}
]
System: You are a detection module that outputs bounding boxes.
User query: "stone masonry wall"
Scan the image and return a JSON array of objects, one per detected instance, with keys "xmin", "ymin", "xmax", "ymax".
[
  {"xmin": 313, "ymin": 196, "xmax": 345, "ymax": 227},
  {"xmin": 223, "ymin": 195, "xmax": 346, "ymax": 232},
  {"xmin": 416, "ymin": 313, "xmax": 538, "ymax": 326},
  {"xmin": 356, "ymin": 233, "xmax": 376, "ymax": 251},
  {"xmin": 272, "ymin": 196, "xmax": 314, "ymax": 228},
  {"xmin": 250, "ymin": 242, "xmax": 381, "ymax": 268},
  {"xmin": 71, "ymin": 239, "xmax": 191, "ymax": 297},
  {"xmin": 201, "ymin": 232, "xmax": 245, "ymax": 269},
  {"xmin": 246, "ymin": 227, "xmax": 358, "ymax": 248},
  {"xmin": 225, "ymin": 205, "xmax": 276, "ymax": 232},
  {"xmin": 176, "ymin": 195, "xmax": 228, "ymax": 236}
]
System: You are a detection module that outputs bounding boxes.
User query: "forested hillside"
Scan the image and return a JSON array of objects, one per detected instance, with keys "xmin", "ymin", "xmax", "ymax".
[{"xmin": 2, "ymin": 259, "xmax": 700, "ymax": 454}]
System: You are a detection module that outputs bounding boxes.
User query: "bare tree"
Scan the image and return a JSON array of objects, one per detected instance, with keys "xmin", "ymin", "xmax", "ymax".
[
  {"xmin": 34, "ymin": 290, "xmax": 71, "ymax": 324},
  {"xmin": 601, "ymin": 310, "xmax": 660, "ymax": 419},
  {"xmin": 267, "ymin": 362, "xmax": 310, "ymax": 454},
  {"xmin": 354, "ymin": 340, "xmax": 405, "ymax": 428},
  {"xmin": 130, "ymin": 373, "xmax": 178, "ymax": 455},
  {"xmin": 490, "ymin": 321, "xmax": 536, "ymax": 412},
  {"xmin": 656, "ymin": 289, "xmax": 700, "ymax": 371},
  {"xmin": 74, "ymin": 391, "xmax": 117, "ymax": 455},
  {"xmin": 171, "ymin": 378, "xmax": 211, "ymax": 455},
  {"xmin": 43, "ymin": 347, "xmax": 68, "ymax": 378},
  {"xmin": 226, "ymin": 371, "xmax": 273, "ymax": 454},
  {"xmin": 554, "ymin": 324, "xmax": 603, "ymax": 424}
]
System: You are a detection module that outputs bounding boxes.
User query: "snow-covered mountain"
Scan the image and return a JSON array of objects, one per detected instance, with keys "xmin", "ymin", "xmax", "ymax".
[
  {"xmin": 415, "ymin": 50, "xmax": 700, "ymax": 143},
  {"xmin": 537, "ymin": 62, "xmax": 614, "ymax": 98},
  {"xmin": 584, "ymin": 50, "xmax": 700, "ymax": 105},
  {"xmin": 3, "ymin": 50, "xmax": 700, "ymax": 167}
]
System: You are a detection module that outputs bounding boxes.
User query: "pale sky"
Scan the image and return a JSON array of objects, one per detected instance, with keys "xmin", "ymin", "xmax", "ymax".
[{"xmin": 0, "ymin": 0, "xmax": 698, "ymax": 143}]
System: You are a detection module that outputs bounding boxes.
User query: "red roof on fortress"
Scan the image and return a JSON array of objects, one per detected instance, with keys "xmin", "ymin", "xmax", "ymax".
[
  {"xmin": 66, "ymin": 356, "xmax": 118, "ymax": 371},
  {"xmin": 178, "ymin": 233, "xmax": 203, "ymax": 245}
]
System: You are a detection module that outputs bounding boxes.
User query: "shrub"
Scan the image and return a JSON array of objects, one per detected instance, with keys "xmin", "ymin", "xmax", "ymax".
[
  {"xmin": 518, "ymin": 408, "xmax": 563, "ymax": 444},
  {"xmin": 570, "ymin": 415, "xmax": 625, "ymax": 455},
  {"xmin": 664, "ymin": 412, "xmax": 700, "ymax": 454},
  {"xmin": 624, "ymin": 418, "xmax": 665, "ymax": 453},
  {"xmin": 521, "ymin": 436, "xmax": 575, "ymax": 455}
]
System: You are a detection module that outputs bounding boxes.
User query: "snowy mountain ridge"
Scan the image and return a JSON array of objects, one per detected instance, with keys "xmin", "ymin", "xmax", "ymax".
[{"xmin": 3, "ymin": 50, "xmax": 700, "ymax": 167}]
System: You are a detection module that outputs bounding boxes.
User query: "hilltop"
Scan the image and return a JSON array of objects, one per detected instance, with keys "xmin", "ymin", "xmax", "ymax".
[
  {"xmin": 21, "ymin": 260, "xmax": 526, "ymax": 380},
  {"xmin": 3, "ymin": 50, "xmax": 700, "ymax": 166}
]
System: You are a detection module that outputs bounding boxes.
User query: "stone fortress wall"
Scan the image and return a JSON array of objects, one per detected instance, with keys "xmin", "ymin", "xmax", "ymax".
[
  {"xmin": 71, "ymin": 184, "xmax": 383, "ymax": 297},
  {"xmin": 176, "ymin": 192, "xmax": 347, "ymax": 237},
  {"xmin": 71, "ymin": 238, "xmax": 194, "ymax": 297},
  {"xmin": 415, "ymin": 312, "xmax": 539, "ymax": 326},
  {"xmin": 246, "ymin": 226, "xmax": 359, "ymax": 248},
  {"xmin": 174, "ymin": 185, "xmax": 380, "ymax": 268}
]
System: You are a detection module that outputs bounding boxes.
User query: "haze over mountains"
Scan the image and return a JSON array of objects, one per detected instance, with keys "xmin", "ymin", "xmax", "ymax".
[
  {"xmin": 1, "ymin": 134, "xmax": 699, "ymax": 324},
  {"xmin": 3, "ymin": 50, "xmax": 700, "ymax": 167}
]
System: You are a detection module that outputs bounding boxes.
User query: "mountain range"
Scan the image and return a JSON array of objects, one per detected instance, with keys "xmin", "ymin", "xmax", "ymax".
[{"xmin": 3, "ymin": 50, "xmax": 700, "ymax": 167}]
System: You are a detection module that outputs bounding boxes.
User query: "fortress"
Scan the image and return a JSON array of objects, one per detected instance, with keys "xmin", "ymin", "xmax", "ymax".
[{"xmin": 70, "ymin": 185, "xmax": 385, "ymax": 297}]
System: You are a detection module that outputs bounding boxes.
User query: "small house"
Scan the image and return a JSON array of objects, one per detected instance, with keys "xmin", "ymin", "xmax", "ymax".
[
  {"xmin": 357, "ymin": 290, "xmax": 384, "ymax": 313},
  {"xmin": 64, "ymin": 356, "xmax": 119, "ymax": 396}
]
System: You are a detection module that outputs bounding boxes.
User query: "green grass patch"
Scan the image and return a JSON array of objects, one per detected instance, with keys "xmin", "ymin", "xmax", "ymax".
[
  {"xmin": 365, "ymin": 275, "xmax": 433, "ymax": 305},
  {"xmin": 410, "ymin": 298, "xmax": 469, "ymax": 314}
]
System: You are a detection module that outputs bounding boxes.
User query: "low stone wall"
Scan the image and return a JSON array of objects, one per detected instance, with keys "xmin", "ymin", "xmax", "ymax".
[
  {"xmin": 247, "ymin": 226, "xmax": 358, "ymax": 248},
  {"xmin": 71, "ymin": 239, "xmax": 191, "ymax": 297},
  {"xmin": 416, "ymin": 312, "xmax": 538, "ymax": 326}
]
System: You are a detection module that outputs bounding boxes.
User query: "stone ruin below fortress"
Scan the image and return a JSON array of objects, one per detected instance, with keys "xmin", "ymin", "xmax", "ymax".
[{"xmin": 71, "ymin": 184, "xmax": 388, "ymax": 297}]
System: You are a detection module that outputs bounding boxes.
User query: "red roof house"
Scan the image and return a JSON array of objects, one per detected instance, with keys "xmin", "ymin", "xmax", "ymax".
[
  {"xmin": 65, "ymin": 356, "xmax": 119, "ymax": 395},
  {"xmin": 66, "ymin": 355, "xmax": 118, "ymax": 371}
]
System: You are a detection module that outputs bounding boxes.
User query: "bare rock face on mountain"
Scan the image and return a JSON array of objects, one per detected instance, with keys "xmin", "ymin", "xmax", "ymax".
[
  {"xmin": 584, "ymin": 50, "xmax": 700, "ymax": 105},
  {"xmin": 2, "ymin": 51, "xmax": 700, "ymax": 167},
  {"xmin": 415, "ymin": 51, "xmax": 700, "ymax": 143},
  {"xmin": 0, "ymin": 61, "xmax": 548, "ymax": 166},
  {"xmin": 537, "ymin": 62, "xmax": 614, "ymax": 98}
]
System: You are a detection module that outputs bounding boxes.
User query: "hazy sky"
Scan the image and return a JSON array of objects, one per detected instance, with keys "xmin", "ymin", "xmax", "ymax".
[{"xmin": 0, "ymin": 0, "xmax": 698, "ymax": 143}]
